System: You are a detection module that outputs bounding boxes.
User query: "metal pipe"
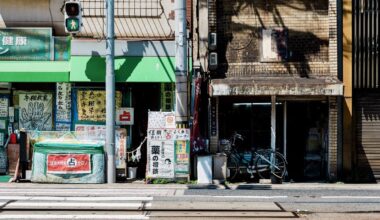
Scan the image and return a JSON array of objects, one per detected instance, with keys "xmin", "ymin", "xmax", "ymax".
[
  {"xmin": 283, "ymin": 101, "xmax": 287, "ymax": 159},
  {"xmin": 271, "ymin": 96, "xmax": 276, "ymax": 152},
  {"xmin": 106, "ymin": 0, "xmax": 115, "ymax": 183},
  {"xmin": 175, "ymin": 0, "xmax": 188, "ymax": 126}
]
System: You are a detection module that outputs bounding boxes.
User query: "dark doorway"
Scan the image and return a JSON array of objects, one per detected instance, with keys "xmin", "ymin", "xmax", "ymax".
[
  {"xmin": 130, "ymin": 83, "xmax": 161, "ymax": 178},
  {"xmin": 286, "ymin": 101, "xmax": 328, "ymax": 182}
]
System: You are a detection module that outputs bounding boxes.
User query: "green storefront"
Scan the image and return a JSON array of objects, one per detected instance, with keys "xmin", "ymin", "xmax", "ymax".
[{"xmin": 0, "ymin": 28, "xmax": 184, "ymax": 178}]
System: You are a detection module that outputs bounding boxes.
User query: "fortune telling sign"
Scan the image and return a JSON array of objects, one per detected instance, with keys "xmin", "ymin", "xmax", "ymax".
[
  {"xmin": 19, "ymin": 93, "xmax": 53, "ymax": 131},
  {"xmin": 77, "ymin": 90, "xmax": 122, "ymax": 122}
]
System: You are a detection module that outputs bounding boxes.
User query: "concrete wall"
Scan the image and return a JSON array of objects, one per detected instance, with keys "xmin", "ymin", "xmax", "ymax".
[{"xmin": 0, "ymin": 0, "xmax": 176, "ymax": 39}]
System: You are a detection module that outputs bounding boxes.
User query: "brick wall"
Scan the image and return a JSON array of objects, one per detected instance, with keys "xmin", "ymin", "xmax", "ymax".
[{"xmin": 214, "ymin": 0, "xmax": 336, "ymax": 78}]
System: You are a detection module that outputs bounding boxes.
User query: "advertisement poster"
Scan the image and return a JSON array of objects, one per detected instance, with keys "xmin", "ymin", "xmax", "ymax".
[
  {"xmin": 47, "ymin": 154, "xmax": 91, "ymax": 174},
  {"xmin": 77, "ymin": 90, "xmax": 122, "ymax": 122},
  {"xmin": 115, "ymin": 128, "xmax": 127, "ymax": 169},
  {"xmin": 56, "ymin": 83, "xmax": 71, "ymax": 122},
  {"xmin": 148, "ymin": 111, "xmax": 175, "ymax": 129},
  {"xmin": 175, "ymin": 140, "xmax": 190, "ymax": 174},
  {"xmin": 0, "ymin": 97, "xmax": 8, "ymax": 118},
  {"xmin": 147, "ymin": 140, "xmax": 175, "ymax": 179},
  {"xmin": 148, "ymin": 129, "xmax": 190, "ymax": 141},
  {"xmin": 74, "ymin": 124, "xmax": 106, "ymax": 139},
  {"xmin": 116, "ymin": 108, "xmax": 134, "ymax": 125},
  {"xmin": 19, "ymin": 93, "xmax": 53, "ymax": 131}
]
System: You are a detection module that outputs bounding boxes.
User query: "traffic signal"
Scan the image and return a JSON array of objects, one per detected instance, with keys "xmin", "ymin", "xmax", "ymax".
[{"xmin": 64, "ymin": 0, "xmax": 82, "ymax": 33}]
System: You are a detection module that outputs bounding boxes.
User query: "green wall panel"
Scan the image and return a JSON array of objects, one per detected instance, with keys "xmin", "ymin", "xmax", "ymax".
[
  {"xmin": 0, "ymin": 61, "xmax": 69, "ymax": 82},
  {"xmin": 70, "ymin": 56, "xmax": 176, "ymax": 83}
]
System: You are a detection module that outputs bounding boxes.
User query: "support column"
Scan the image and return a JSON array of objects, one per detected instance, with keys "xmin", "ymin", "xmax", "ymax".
[
  {"xmin": 283, "ymin": 101, "xmax": 287, "ymax": 159},
  {"xmin": 342, "ymin": 0, "xmax": 353, "ymax": 181}
]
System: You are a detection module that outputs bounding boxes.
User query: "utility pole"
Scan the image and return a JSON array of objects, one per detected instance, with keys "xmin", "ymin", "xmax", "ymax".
[
  {"xmin": 106, "ymin": 0, "xmax": 115, "ymax": 183},
  {"xmin": 175, "ymin": 0, "xmax": 188, "ymax": 127}
]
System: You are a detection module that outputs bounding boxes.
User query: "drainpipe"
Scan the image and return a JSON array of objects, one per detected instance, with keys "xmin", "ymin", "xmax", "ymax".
[{"xmin": 175, "ymin": 0, "xmax": 188, "ymax": 127}]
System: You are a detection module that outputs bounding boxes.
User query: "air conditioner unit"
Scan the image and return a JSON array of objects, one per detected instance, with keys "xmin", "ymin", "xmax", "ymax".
[
  {"xmin": 209, "ymin": 32, "xmax": 217, "ymax": 50},
  {"xmin": 209, "ymin": 52, "xmax": 218, "ymax": 70}
]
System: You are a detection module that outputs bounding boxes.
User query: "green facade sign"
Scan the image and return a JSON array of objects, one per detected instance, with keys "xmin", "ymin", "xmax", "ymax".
[{"xmin": 0, "ymin": 28, "xmax": 53, "ymax": 61}]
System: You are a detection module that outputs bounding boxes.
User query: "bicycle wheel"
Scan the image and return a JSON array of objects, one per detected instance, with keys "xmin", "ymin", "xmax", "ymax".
[
  {"xmin": 255, "ymin": 151, "xmax": 287, "ymax": 180},
  {"xmin": 227, "ymin": 155, "xmax": 240, "ymax": 181}
]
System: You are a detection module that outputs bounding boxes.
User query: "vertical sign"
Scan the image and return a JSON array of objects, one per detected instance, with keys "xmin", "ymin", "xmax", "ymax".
[
  {"xmin": 175, "ymin": 140, "xmax": 190, "ymax": 176},
  {"xmin": 210, "ymin": 98, "xmax": 217, "ymax": 136},
  {"xmin": 56, "ymin": 83, "xmax": 71, "ymax": 131},
  {"xmin": 0, "ymin": 97, "xmax": 9, "ymax": 118},
  {"xmin": 115, "ymin": 128, "xmax": 127, "ymax": 169},
  {"xmin": 19, "ymin": 93, "xmax": 53, "ymax": 131}
]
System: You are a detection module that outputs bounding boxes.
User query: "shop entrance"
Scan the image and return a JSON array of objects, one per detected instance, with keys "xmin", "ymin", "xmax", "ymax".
[
  {"xmin": 130, "ymin": 83, "xmax": 161, "ymax": 178},
  {"xmin": 286, "ymin": 101, "xmax": 329, "ymax": 182}
]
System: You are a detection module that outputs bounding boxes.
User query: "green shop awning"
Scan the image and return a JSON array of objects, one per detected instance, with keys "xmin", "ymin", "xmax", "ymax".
[
  {"xmin": 0, "ymin": 61, "xmax": 70, "ymax": 82},
  {"xmin": 70, "ymin": 56, "xmax": 177, "ymax": 83}
]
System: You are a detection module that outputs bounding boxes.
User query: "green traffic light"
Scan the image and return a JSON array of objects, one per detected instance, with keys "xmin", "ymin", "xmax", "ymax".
[{"xmin": 66, "ymin": 18, "xmax": 80, "ymax": 32}]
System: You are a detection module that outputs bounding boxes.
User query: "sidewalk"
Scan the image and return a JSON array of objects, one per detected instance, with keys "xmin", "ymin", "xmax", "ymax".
[{"xmin": 1, "ymin": 181, "xmax": 379, "ymax": 190}]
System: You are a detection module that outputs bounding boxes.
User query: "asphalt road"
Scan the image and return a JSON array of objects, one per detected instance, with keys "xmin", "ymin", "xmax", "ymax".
[{"xmin": 0, "ymin": 183, "xmax": 379, "ymax": 219}]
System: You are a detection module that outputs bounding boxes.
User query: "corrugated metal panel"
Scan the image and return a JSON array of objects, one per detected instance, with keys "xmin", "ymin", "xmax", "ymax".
[
  {"xmin": 355, "ymin": 94, "xmax": 380, "ymax": 182},
  {"xmin": 353, "ymin": 0, "xmax": 379, "ymax": 89}
]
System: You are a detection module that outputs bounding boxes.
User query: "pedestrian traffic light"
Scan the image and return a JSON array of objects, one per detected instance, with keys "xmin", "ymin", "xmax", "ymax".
[{"xmin": 64, "ymin": 0, "xmax": 82, "ymax": 34}]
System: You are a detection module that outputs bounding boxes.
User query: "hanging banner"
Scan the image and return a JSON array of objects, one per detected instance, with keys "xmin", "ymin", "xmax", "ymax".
[
  {"xmin": 147, "ymin": 140, "xmax": 175, "ymax": 179},
  {"xmin": 19, "ymin": 93, "xmax": 53, "ymax": 131},
  {"xmin": 77, "ymin": 90, "xmax": 122, "ymax": 122},
  {"xmin": 56, "ymin": 83, "xmax": 72, "ymax": 123},
  {"xmin": 47, "ymin": 154, "xmax": 91, "ymax": 174},
  {"xmin": 115, "ymin": 128, "xmax": 127, "ymax": 169},
  {"xmin": 0, "ymin": 97, "xmax": 9, "ymax": 118},
  {"xmin": 116, "ymin": 108, "xmax": 134, "ymax": 125}
]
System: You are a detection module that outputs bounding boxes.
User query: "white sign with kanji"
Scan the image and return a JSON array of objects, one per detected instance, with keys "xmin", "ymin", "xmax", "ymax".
[{"xmin": 116, "ymin": 108, "xmax": 134, "ymax": 125}]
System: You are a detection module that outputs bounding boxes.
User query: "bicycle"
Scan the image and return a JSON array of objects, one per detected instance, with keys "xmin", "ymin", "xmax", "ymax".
[{"xmin": 221, "ymin": 132, "xmax": 287, "ymax": 182}]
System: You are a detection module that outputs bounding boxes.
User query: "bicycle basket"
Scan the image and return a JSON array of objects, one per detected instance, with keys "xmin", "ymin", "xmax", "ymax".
[{"xmin": 220, "ymin": 139, "xmax": 231, "ymax": 153}]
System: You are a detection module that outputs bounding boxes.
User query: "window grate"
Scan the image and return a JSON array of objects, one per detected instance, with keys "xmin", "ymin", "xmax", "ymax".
[{"xmin": 81, "ymin": 0, "xmax": 162, "ymax": 18}]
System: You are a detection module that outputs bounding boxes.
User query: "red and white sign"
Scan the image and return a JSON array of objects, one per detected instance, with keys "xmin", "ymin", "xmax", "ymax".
[
  {"xmin": 47, "ymin": 154, "xmax": 91, "ymax": 174},
  {"xmin": 116, "ymin": 108, "xmax": 134, "ymax": 125}
]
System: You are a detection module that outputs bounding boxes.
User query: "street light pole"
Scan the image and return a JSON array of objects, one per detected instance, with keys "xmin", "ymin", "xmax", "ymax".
[
  {"xmin": 175, "ymin": 0, "xmax": 188, "ymax": 127},
  {"xmin": 106, "ymin": 0, "xmax": 116, "ymax": 183}
]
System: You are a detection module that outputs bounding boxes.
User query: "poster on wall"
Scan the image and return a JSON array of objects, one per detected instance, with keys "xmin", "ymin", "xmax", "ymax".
[
  {"xmin": 75, "ymin": 124, "xmax": 106, "ymax": 140},
  {"xmin": 56, "ymin": 83, "xmax": 71, "ymax": 123},
  {"xmin": 55, "ymin": 122, "xmax": 71, "ymax": 131},
  {"xmin": 0, "ymin": 97, "xmax": 9, "ymax": 118},
  {"xmin": 148, "ymin": 111, "xmax": 175, "ymax": 129},
  {"xmin": 147, "ymin": 140, "xmax": 175, "ymax": 179},
  {"xmin": 19, "ymin": 93, "xmax": 53, "ymax": 131},
  {"xmin": 175, "ymin": 140, "xmax": 190, "ymax": 176},
  {"xmin": 77, "ymin": 90, "xmax": 122, "ymax": 122}
]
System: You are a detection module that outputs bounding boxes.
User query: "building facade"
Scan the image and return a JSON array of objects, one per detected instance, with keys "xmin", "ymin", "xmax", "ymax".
[
  {"xmin": 0, "ymin": 0, "xmax": 192, "ymax": 178},
  {"xmin": 343, "ymin": 0, "xmax": 380, "ymax": 183},
  {"xmin": 194, "ymin": 0, "xmax": 343, "ymax": 182}
]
